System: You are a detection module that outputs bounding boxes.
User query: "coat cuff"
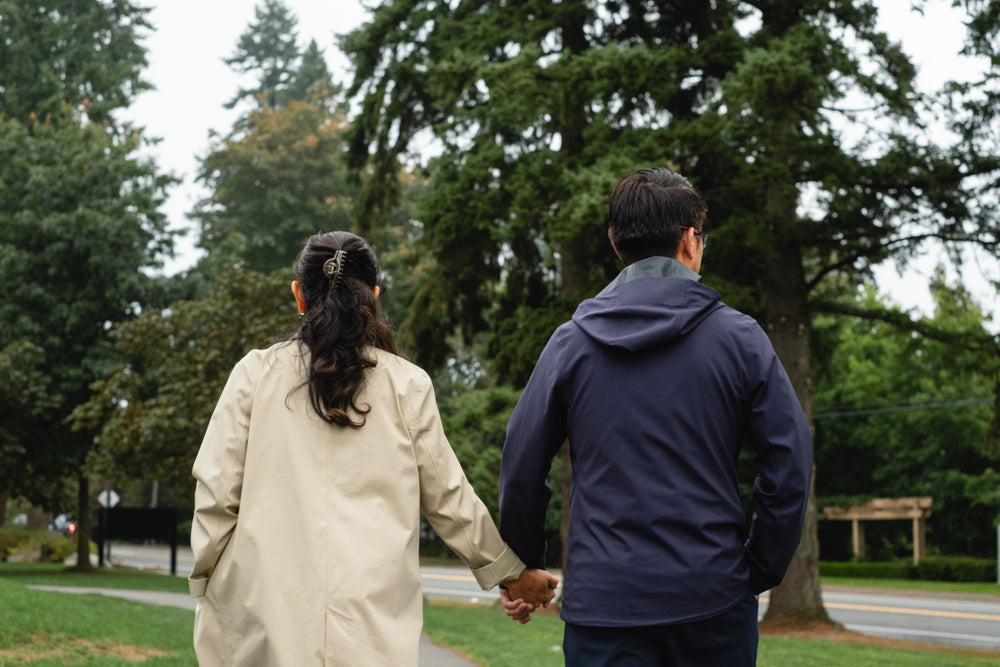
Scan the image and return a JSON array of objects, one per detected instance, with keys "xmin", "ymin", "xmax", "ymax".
[
  {"xmin": 469, "ymin": 545, "xmax": 526, "ymax": 590},
  {"xmin": 188, "ymin": 577, "xmax": 208, "ymax": 598}
]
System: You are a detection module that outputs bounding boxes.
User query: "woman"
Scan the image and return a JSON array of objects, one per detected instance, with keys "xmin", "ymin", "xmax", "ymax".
[{"xmin": 189, "ymin": 231, "xmax": 555, "ymax": 666}]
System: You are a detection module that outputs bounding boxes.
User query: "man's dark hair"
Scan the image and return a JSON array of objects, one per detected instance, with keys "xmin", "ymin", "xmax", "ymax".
[{"xmin": 607, "ymin": 167, "xmax": 708, "ymax": 265}]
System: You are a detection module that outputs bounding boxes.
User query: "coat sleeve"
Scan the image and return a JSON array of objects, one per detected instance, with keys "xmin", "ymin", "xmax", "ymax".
[
  {"xmin": 188, "ymin": 352, "xmax": 260, "ymax": 598},
  {"xmin": 498, "ymin": 332, "xmax": 567, "ymax": 569},
  {"xmin": 410, "ymin": 374, "xmax": 526, "ymax": 590},
  {"xmin": 743, "ymin": 326, "xmax": 814, "ymax": 594}
]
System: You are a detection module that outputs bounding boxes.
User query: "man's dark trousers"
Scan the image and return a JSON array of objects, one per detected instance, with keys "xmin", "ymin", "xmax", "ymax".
[{"xmin": 562, "ymin": 592, "xmax": 759, "ymax": 666}]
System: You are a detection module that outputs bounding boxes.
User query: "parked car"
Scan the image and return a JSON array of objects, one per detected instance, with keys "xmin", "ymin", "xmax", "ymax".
[{"xmin": 48, "ymin": 513, "xmax": 77, "ymax": 536}]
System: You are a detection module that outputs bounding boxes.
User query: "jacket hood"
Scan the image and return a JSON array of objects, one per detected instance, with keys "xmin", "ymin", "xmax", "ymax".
[{"xmin": 572, "ymin": 273, "xmax": 724, "ymax": 352}]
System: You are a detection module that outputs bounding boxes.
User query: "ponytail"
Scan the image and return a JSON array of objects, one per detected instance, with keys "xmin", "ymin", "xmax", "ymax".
[{"xmin": 291, "ymin": 232, "xmax": 396, "ymax": 427}]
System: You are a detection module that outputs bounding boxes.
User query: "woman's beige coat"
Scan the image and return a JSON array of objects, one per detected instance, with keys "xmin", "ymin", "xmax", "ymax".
[{"xmin": 189, "ymin": 341, "xmax": 525, "ymax": 666}]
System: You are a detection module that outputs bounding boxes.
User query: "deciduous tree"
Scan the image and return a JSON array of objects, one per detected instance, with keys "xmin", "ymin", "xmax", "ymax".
[
  {"xmin": 813, "ymin": 274, "xmax": 999, "ymax": 558},
  {"xmin": 75, "ymin": 269, "xmax": 292, "ymax": 497},
  {"xmin": 0, "ymin": 112, "xmax": 173, "ymax": 567}
]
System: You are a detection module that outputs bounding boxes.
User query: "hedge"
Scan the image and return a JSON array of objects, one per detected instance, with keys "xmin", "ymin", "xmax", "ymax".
[{"xmin": 820, "ymin": 556, "xmax": 998, "ymax": 583}]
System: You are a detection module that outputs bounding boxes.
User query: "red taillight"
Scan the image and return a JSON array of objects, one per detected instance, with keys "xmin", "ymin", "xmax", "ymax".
[{"xmin": 68, "ymin": 522, "xmax": 77, "ymax": 535}]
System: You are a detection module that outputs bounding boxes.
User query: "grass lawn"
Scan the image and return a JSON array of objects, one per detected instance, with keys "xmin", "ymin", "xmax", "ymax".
[
  {"xmin": 821, "ymin": 576, "xmax": 1000, "ymax": 597},
  {"xmin": 0, "ymin": 576, "xmax": 195, "ymax": 666},
  {"xmin": 423, "ymin": 603, "xmax": 1000, "ymax": 667},
  {"xmin": 0, "ymin": 563, "xmax": 189, "ymax": 593},
  {"xmin": 2, "ymin": 562, "xmax": 998, "ymax": 665}
]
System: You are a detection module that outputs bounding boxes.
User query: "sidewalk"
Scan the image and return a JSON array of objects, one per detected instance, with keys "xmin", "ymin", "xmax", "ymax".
[{"xmin": 28, "ymin": 585, "xmax": 478, "ymax": 666}]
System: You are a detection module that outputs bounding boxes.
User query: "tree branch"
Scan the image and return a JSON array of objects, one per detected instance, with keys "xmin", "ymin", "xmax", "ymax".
[{"xmin": 810, "ymin": 299, "xmax": 999, "ymax": 352}]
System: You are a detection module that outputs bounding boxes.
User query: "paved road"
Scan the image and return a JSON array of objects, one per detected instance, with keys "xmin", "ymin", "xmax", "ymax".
[
  {"xmin": 104, "ymin": 544, "xmax": 1000, "ymax": 652},
  {"xmin": 796, "ymin": 587, "xmax": 1000, "ymax": 653}
]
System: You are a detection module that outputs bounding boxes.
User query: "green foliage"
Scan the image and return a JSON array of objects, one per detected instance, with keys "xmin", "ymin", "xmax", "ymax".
[
  {"xmin": 0, "ymin": 111, "xmax": 173, "ymax": 508},
  {"xmin": 819, "ymin": 557, "xmax": 998, "ymax": 583},
  {"xmin": 440, "ymin": 387, "xmax": 564, "ymax": 563},
  {"xmin": 192, "ymin": 0, "xmax": 355, "ymax": 277},
  {"xmin": 224, "ymin": 0, "xmax": 341, "ymax": 111},
  {"xmin": 0, "ymin": 0, "xmax": 152, "ymax": 124},
  {"xmin": 345, "ymin": 1, "xmax": 1000, "ymax": 618},
  {"xmin": 914, "ymin": 556, "xmax": 998, "ymax": 584},
  {"xmin": 74, "ymin": 269, "xmax": 292, "ymax": 492},
  {"xmin": 343, "ymin": 0, "xmax": 1000, "ymax": 384},
  {"xmin": 193, "ymin": 100, "xmax": 358, "ymax": 274},
  {"xmin": 812, "ymin": 278, "xmax": 1000, "ymax": 558},
  {"xmin": 0, "ymin": 527, "xmax": 77, "ymax": 563},
  {"xmin": 820, "ymin": 561, "xmax": 915, "ymax": 580},
  {"xmin": 0, "ymin": 342, "xmax": 57, "ymax": 503},
  {"xmin": 442, "ymin": 388, "xmax": 522, "ymax": 522},
  {"xmin": 0, "ymin": 0, "xmax": 170, "ymax": 528}
]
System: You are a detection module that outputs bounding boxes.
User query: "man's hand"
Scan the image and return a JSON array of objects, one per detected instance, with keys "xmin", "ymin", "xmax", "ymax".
[
  {"xmin": 500, "ymin": 569, "xmax": 559, "ymax": 623},
  {"xmin": 502, "ymin": 568, "xmax": 558, "ymax": 608}
]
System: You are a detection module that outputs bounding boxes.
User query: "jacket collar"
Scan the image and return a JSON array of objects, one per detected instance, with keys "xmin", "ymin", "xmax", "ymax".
[{"xmin": 598, "ymin": 256, "xmax": 701, "ymax": 296}]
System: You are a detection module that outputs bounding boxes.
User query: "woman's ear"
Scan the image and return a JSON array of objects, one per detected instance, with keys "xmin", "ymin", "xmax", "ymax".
[
  {"xmin": 373, "ymin": 285, "xmax": 381, "ymax": 299},
  {"xmin": 291, "ymin": 280, "xmax": 306, "ymax": 314}
]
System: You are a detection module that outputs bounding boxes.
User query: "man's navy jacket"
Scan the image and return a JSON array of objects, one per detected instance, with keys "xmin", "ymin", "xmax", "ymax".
[{"xmin": 499, "ymin": 257, "xmax": 813, "ymax": 627}]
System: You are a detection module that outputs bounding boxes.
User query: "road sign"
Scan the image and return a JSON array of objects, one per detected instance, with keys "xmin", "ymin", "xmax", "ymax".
[{"xmin": 98, "ymin": 489, "xmax": 120, "ymax": 508}]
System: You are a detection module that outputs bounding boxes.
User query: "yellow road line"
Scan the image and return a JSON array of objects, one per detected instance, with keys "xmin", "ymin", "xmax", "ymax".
[
  {"xmin": 822, "ymin": 602, "xmax": 1000, "ymax": 622},
  {"xmin": 428, "ymin": 583, "xmax": 1000, "ymax": 622}
]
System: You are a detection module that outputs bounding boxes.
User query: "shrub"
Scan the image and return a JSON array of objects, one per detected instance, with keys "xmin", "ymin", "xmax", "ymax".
[
  {"xmin": 0, "ymin": 526, "xmax": 79, "ymax": 563},
  {"xmin": 819, "ymin": 560, "xmax": 914, "ymax": 579},
  {"xmin": 821, "ymin": 556, "xmax": 998, "ymax": 582},
  {"xmin": 913, "ymin": 555, "xmax": 998, "ymax": 583}
]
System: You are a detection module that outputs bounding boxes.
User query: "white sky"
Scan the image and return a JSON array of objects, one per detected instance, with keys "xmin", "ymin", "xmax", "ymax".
[{"xmin": 125, "ymin": 1, "xmax": 997, "ymax": 326}]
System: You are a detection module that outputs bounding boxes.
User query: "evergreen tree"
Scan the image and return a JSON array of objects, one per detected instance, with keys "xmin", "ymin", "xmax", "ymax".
[
  {"xmin": 193, "ymin": 100, "xmax": 357, "ymax": 274},
  {"xmin": 0, "ymin": 0, "xmax": 152, "ymax": 123},
  {"xmin": 193, "ymin": 0, "xmax": 354, "ymax": 276},
  {"xmin": 224, "ymin": 0, "xmax": 301, "ymax": 110},
  {"xmin": 288, "ymin": 39, "xmax": 342, "ymax": 109},
  {"xmin": 344, "ymin": 0, "xmax": 1000, "ymax": 621}
]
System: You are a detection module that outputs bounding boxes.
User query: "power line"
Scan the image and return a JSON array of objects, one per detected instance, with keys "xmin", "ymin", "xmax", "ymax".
[{"xmin": 813, "ymin": 397, "xmax": 993, "ymax": 419}]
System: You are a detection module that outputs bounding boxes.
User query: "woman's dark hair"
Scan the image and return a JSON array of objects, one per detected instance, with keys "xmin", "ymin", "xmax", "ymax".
[
  {"xmin": 292, "ymin": 231, "xmax": 396, "ymax": 427},
  {"xmin": 607, "ymin": 168, "xmax": 708, "ymax": 265}
]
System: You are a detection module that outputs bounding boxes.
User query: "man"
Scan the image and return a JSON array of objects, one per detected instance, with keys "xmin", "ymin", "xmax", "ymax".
[{"xmin": 498, "ymin": 168, "xmax": 812, "ymax": 665}]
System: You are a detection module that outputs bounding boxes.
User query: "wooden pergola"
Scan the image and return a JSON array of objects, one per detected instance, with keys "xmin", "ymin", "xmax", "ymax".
[{"xmin": 821, "ymin": 497, "xmax": 933, "ymax": 564}]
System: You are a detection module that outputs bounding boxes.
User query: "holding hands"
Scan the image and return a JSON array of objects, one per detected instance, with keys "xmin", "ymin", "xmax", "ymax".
[{"xmin": 500, "ymin": 569, "xmax": 559, "ymax": 624}]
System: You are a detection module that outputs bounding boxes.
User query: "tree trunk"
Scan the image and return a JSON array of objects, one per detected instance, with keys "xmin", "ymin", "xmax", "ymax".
[
  {"xmin": 0, "ymin": 489, "xmax": 7, "ymax": 527},
  {"xmin": 760, "ymin": 182, "xmax": 832, "ymax": 623},
  {"xmin": 74, "ymin": 472, "xmax": 93, "ymax": 571},
  {"xmin": 553, "ymin": 7, "xmax": 594, "ymax": 570}
]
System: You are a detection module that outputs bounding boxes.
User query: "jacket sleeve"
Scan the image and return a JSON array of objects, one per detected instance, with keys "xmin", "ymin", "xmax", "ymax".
[
  {"xmin": 411, "ymin": 374, "xmax": 526, "ymax": 590},
  {"xmin": 498, "ymin": 333, "xmax": 567, "ymax": 569},
  {"xmin": 743, "ymin": 327, "xmax": 814, "ymax": 594},
  {"xmin": 188, "ymin": 352, "xmax": 260, "ymax": 598}
]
